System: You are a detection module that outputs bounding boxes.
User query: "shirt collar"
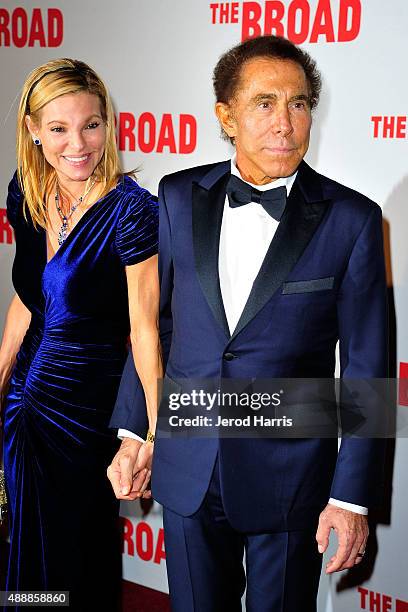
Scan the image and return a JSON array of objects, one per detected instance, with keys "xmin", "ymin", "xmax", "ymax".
[{"xmin": 231, "ymin": 154, "xmax": 297, "ymax": 195}]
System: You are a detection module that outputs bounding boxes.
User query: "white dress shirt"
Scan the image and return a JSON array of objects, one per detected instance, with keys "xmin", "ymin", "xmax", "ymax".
[
  {"xmin": 219, "ymin": 157, "xmax": 297, "ymax": 334},
  {"xmin": 118, "ymin": 156, "xmax": 368, "ymax": 516}
]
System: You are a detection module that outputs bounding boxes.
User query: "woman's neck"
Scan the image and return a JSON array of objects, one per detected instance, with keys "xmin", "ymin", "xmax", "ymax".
[{"xmin": 54, "ymin": 172, "xmax": 96, "ymax": 202}]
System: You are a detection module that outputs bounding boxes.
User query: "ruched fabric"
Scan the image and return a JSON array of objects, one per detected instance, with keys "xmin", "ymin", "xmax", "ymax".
[{"xmin": 3, "ymin": 173, "xmax": 158, "ymax": 611}]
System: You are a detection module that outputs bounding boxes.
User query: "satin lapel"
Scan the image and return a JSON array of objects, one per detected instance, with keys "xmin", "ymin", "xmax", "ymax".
[
  {"xmin": 231, "ymin": 163, "xmax": 331, "ymax": 340},
  {"xmin": 192, "ymin": 165, "xmax": 231, "ymax": 339}
]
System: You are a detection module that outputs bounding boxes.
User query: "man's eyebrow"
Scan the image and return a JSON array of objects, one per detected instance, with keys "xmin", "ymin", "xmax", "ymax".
[
  {"xmin": 251, "ymin": 93, "xmax": 311, "ymax": 105},
  {"xmin": 289, "ymin": 94, "xmax": 311, "ymax": 103},
  {"xmin": 252, "ymin": 93, "xmax": 277, "ymax": 104}
]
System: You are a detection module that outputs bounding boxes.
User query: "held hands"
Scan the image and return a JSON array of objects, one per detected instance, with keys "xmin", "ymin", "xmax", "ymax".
[
  {"xmin": 316, "ymin": 503, "xmax": 368, "ymax": 573},
  {"xmin": 107, "ymin": 437, "xmax": 154, "ymax": 501}
]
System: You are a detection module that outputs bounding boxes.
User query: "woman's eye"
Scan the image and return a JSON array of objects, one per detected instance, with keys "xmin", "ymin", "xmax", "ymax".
[
  {"xmin": 50, "ymin": 126, "xmax": 64, "ymax": 133},
  {"xmin": 86, "ymin": 122, "xmax": 100, "ymax": 129}
]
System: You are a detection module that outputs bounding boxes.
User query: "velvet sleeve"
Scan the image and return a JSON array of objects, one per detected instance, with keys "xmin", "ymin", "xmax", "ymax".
[
  {"xmin": 6, "ymin": 170, "xmax": 22, "ymax": 229},
  {"xmin": 115, "ymin": 188, "xmax": 159, "ymax": 266}
]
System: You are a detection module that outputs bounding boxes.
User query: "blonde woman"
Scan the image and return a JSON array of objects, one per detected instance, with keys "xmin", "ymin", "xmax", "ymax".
[{"xmin": 0, "ymin": 59, "xmax": 160, "ymax": 610}]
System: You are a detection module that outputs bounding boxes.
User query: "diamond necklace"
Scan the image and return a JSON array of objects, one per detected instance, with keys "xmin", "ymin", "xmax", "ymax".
[{"xmin": 55, "ymin": 179, "xmax": 96, "ymax": 245}]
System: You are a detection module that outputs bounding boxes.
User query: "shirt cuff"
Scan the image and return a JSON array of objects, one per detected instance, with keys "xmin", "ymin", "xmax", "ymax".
[
  {"xmin": 328, "ymin": 498, "xmax": 368, "ymax": 515},
  {"xmin": 117, "ymin": 428, "xmax": 144, "ymax": 443}
]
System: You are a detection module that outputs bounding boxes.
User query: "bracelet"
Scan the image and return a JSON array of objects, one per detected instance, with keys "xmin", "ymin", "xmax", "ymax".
[{"xmin": 146, "ymin": 430, "xmax": 155, "ymax": 443}]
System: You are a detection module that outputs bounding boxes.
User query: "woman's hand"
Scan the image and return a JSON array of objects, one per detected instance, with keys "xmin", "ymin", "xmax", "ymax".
[{"xmin": 134, "ymin": 441, "xmax": 154, "ymax": 498}]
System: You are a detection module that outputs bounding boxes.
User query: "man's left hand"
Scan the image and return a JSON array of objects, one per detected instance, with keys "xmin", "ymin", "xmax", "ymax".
[{"xmin": 316, "ymin": 503, "xmax": 368, "ymax": 573}]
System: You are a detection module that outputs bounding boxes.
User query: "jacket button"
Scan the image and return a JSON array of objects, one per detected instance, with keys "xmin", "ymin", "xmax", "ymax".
[{"xmin": 223, "ymin": 352, "xmax": 236, "ymax": 361}]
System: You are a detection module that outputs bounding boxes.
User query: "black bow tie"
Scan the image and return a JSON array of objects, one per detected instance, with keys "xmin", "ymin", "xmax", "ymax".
[{"xmin": 226, "ymin": 174, "xmax": 287, "ymax": 221}]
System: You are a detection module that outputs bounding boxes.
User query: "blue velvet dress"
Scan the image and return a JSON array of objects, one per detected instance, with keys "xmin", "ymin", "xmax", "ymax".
[{"xmin": 3, "ymin": 173, "xmax": 158, "ymax": 611}]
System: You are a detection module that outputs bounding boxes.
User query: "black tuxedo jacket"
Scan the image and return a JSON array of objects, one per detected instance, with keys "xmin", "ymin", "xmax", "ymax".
[{"xmin": 110, "ymin": 160, "xmax": 388, "ymax": 532}]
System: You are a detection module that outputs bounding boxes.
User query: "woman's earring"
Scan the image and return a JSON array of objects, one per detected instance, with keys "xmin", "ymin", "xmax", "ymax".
[{"xmin": 33, "ymin": 137, "xmax": 41, "ymax": 145}]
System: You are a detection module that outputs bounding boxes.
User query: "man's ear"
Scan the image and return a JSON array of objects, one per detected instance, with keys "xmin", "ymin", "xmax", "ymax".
[
  {"xmin": 215, "ymin": 102, "xmax": 236, "ymax": 139},
  {"xmin": 25, "ymin": 115, "xmax": 39, "ymax": 139}
]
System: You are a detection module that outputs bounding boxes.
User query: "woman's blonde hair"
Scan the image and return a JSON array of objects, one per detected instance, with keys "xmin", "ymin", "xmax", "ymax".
[{"xmin": 17, "ymin": 58, "xmax": 124, "ymax": 228}]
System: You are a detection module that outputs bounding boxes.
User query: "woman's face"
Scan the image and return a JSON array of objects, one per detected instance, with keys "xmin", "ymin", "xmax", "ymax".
[{"xmin": 26, "ymin": 91, "xmax": 107, "ymax": 187}]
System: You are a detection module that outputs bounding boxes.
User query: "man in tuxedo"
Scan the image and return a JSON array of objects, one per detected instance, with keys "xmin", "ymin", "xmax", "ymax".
[{"xmin": 108, "ymin": 35, "xmax": 387, "ymax": 611}]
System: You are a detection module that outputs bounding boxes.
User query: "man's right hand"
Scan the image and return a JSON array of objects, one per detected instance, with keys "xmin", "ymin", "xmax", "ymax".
[{"xmin": 107, "ymin": 438, "xmax": 152, "ymax": 501}]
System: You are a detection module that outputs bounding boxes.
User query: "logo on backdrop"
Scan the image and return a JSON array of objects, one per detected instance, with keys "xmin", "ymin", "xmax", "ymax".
[
  {"xmin": 358, "ymin": 587, "xmax": 408, "ymax": 611},
  {"xmin": 0, "ymin": 210, "xmax": 13, "ymax": 245},
  {"xmin": 117, "ymin": 112, "xmax": 197, "ymax": 154},
  {"xmin": 399, "ymin": 362, "xmax": 408, "ymax": 407},
  {"xmin": 121, "ymin": 517, "xmax": 166, "ymax": 565},
  {"xmin": 0, "ymin": 8, "xmax": 63, "ymax": 47},
  {"xmin": 371, "ymin": 116, "xmax": 407, "ymax": 139},
  {"xmin": 210, "ymin": 0, "xmax": 361, "ymax": 43}
]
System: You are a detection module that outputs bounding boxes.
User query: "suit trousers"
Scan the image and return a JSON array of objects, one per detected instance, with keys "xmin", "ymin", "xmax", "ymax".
[{"xmin": 162, "ymin": 457, "xmax": 323, "ymax": 612}]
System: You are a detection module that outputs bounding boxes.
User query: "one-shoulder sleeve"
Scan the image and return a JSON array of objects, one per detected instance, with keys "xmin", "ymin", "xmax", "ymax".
[
  {"xmin": 115, "ymin": 187, "xmax": 159, "ymax": 266},
  {"xmin": 6, "ymin": 170, "xmax": 23, "ymax": 229}
]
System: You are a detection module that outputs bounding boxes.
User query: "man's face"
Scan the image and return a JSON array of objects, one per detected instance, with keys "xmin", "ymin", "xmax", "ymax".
[{"xmin": 216, "ymin": 57, "xmax": 312, "ymax": 185}]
